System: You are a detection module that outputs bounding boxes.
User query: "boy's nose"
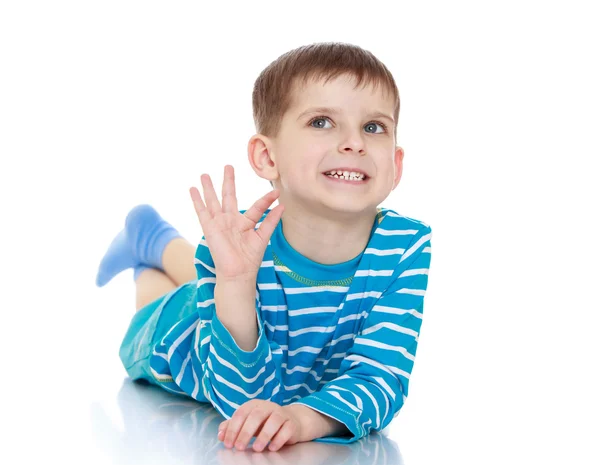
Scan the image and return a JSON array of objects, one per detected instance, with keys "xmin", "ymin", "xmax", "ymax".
[{"xmin": 339, "ymin": 142, "xmax": 366, "ymax": 155}]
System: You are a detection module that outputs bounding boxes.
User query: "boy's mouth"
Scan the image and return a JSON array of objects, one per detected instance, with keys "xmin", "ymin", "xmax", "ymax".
[{"xmin": 322, "ymin": 169, "xmax": 369, "ymax": 184}]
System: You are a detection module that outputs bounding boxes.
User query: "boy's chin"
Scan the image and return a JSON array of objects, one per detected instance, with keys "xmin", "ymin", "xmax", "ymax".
[{"xmin": 318, "ymin": 196, "xmax": 379, "ymax": 217}]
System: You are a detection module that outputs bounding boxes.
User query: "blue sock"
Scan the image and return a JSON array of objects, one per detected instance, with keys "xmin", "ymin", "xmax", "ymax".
[
  {"xmin": 95, "ymin": 229, "xmax": 134, "ymax": 287},
  {"xmin": 95, "ymin": 204, "xmax": 181, "ymax": 287},
  {"xmin": 124, "ymin": 204, "xmax": 181, "ymax": 269}
]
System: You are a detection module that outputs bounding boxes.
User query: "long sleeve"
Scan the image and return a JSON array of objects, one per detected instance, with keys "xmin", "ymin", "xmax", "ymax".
[
  {"xmin": 147, "ymin": 234, "xmax": 284, "ymax": 417},
  {"xmin": 189, "ymin": 237, "xmax": 283, "ymax": 418},
  {"xmin": 293, "ymin": 225, "xmax": 433, "ymax": 443}
]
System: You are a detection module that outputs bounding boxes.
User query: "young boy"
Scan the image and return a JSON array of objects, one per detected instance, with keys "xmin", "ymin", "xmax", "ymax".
[{"xmin": 96, "ymin": 42, "xmax": 433, "ymax": 452}]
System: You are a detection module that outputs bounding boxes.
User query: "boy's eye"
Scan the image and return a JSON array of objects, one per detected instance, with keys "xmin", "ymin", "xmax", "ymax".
[
  {"xmin": 364, "ymin": 122, "xmax": 386, "ymax": 134},
  {"xmin": 310, "ymin": 117, "xmax": 333, "ymax": 129},
  {"xmin": 309, "ymin": 117, "xmax": 387, "ymax": 133}
]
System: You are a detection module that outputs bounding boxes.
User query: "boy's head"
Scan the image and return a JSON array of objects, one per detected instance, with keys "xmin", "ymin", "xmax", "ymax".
[{"xmin": 248, "ymin": 42, "xmax": 404, "ymax": 218}]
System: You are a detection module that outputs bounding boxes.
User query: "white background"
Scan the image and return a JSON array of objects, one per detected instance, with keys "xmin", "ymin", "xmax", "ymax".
[{"xmin": 2, "ymin": 1, "xmax": 599, "ymax": 464}]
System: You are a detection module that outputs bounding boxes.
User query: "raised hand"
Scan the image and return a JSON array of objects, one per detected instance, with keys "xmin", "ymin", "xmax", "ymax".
[{"xmin": 189, "ymin": 165, "xmax": 284, "ymax": 282}]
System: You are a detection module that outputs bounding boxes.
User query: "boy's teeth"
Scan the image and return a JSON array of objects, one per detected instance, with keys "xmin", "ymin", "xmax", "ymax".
[{"xmin": 325, "ymin": 170, "xmax": 365, "ymax": 181}]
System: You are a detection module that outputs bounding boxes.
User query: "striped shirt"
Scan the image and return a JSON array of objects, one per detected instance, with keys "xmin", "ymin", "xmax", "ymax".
[{"xmin": 149, "ymin": 207, "xmax": 432, "ymax": 444}]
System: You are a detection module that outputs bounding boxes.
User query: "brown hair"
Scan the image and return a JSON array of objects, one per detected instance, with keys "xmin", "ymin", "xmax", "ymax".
[{"xmin": 252, "ymin": 42, "xmax": 400, "ymax": 141}]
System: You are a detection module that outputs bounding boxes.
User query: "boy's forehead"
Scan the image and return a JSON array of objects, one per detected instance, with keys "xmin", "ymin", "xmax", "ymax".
[{"xmin": 288, "ymin": 74, "xmax": 395, "ymax": 116}]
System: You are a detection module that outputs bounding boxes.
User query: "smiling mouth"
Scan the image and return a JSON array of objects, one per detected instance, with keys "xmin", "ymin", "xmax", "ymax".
[
  {"xmin": 322, "ymin": 172, "xmax": 369, "ymax": 184},
  {"xmin": 323, "ymin": 170, "xmax": 369, "ymax": 182}
]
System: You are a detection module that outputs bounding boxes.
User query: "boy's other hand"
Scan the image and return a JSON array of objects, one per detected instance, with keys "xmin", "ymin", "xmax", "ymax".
[
  {"xmin": 190, "ymin": 165, "xmax": 284, "ymax": 282},
  {"xmin": 217, "ymin": 399, "xmax": 303, "ymax": 452}
]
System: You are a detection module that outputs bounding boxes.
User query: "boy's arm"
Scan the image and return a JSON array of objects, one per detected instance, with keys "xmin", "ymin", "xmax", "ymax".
[
  {"xmin": 290, "ymin": 226, "xmax": 433, "ymax": 443},
  {"xmin": 191, "ymin": 237, "xmax": 283, "ymax": 418},
  {"xmin": 213, "ymin": 279, "xmax": 259, "ymax": 352}
]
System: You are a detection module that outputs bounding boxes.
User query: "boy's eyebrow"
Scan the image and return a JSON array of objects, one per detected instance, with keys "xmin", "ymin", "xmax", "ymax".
[{"xmin": 297, "ymin": 106, "xmax": 395, "ymax": 124}]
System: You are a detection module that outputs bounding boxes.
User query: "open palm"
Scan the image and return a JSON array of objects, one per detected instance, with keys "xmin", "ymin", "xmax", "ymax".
[{"xmin": 189, "ymin": 165, "xmax": 284, "ymax": 282}]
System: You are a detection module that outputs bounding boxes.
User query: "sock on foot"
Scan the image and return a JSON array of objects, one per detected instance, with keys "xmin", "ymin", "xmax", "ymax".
[
  {"xmin": 95, "ymin": 204, "xmax": 181, "ymax": 287},
  {"xmin": 124, "ymin": 204, "xmax": 181, "ymax": 269},
  {"xmin": 95, "ymin": 229, "xmax": 135, "ymax": 287}
]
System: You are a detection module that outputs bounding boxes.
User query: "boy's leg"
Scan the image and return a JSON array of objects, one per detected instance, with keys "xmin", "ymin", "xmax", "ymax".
[
  {"xmin": 161, "ymin": 237, "xmax": 198, "ymax": 287},
  {"xmin": 135, "ymin": 268, "xmax": 177, "ymax": 311},
  {"xmin": 96, "ymin": 205, "xmax": 199, "ymax": 288}
]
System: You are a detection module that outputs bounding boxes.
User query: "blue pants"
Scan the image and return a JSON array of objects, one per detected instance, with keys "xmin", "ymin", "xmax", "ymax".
[{"xmin": 119, "ymin": 280, "xmax": 197, "ymax": 386}]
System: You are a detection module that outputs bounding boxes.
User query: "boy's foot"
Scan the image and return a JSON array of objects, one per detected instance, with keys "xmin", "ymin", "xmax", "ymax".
[{"xmin": 95, "ymin": 204, "xmax": 181, "ymax": 287}]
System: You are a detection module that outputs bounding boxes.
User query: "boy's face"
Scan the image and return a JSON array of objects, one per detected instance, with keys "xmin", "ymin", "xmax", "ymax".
[{"xmin": 255, "ymin": 73, "xmax": 403, "ymax": 217}]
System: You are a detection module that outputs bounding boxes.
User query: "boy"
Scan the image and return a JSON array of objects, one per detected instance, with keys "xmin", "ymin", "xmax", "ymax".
[{"xmin": 96, "ymin": 42, "xmax": 433, "ymax": 452}]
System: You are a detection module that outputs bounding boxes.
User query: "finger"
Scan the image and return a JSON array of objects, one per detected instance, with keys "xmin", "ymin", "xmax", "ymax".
[
  {"xmin": 221, "ymin": 165, "xmax": 238, "ymax": 214},
  {"xmin": 252, "ymin": 414, "xmax": 287, "ymax": 452},
  {"xmin": 200, "ymin": 174, "xmax": 222, "ymax": 216},
  {"xmin": 243, "ymin": 189, "xmax": 280, "ymax": 224},
  {"xmin": 233, "ymin": 409, "xmax": 272, "ymax": 451},
  {"xmin": 223, "ymin": 407, "xmax": 255, "ymax": 449},
  {"xmin": 255, "ymin": 203, "xmax": 285, "ymax": 244},
  {"xmin": 217, "ymin": 420, "xmax": 229, "ymax": 442},
  {"xmin": 268, "ymin": 420, "xmax": 295, "ymax": 452},
  {"xmin": 189, "ymin": 187, "xmax": 213, "ymax": 228}
]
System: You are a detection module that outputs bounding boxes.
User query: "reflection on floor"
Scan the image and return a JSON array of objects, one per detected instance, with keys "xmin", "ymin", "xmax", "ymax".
[{"xmin": 90, "ymin": 378, "xmax": 405, "ymax": 465}]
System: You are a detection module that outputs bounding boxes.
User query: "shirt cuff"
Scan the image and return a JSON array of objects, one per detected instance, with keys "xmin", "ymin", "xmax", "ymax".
[{"xmin": 210, "ymin": 310, "xmax": 270, "ymax": 367}]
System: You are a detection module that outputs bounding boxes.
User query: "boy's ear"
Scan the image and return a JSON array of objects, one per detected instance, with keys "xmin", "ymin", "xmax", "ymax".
[
  {"xmin": 247, "ymin": 134, "xmax": 279, "ymax": 182},
  {"xmin": 392, "ymin": 146, "xmax": 404, "ymax": 190}
]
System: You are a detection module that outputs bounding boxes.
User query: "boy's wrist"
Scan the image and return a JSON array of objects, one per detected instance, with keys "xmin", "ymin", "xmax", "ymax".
[
  {"xmin": 213, "ymin": 276, "xmax": 259, "ymax": 352},
  {"xmin": 214, "ymin": 277, "xmax": 256, "ymax": 316},
  {"xmin": 284, "ymin": 403, "xmax": 349, "ymax": 442},
  {"xmin": 214, "ymin": 276, "xmax": 256, "ymax": 300}
]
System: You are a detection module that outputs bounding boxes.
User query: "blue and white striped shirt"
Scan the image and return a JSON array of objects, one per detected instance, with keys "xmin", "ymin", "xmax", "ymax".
[{"xmin": 149, "ymin": 207, "xmax": 432, "ymax": 444}]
